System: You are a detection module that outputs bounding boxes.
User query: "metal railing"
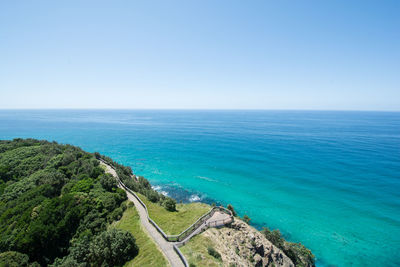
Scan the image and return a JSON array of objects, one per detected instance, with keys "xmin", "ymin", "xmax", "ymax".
[
  {"xmin": 206, "ymin": 217, "xmax": 233, "ymax": 227},
  {"xmin": 173, "ymin": 244, "xmax": 189, "ymax": 267},
  {"xmin": 100, "ymin": 160, "xmax": 170, "ymax": 238},
  {"xmin": 101, "ymin": 159, "xmax": 234, "ymax": 267},
  {"xmin": 167, "ymin": 205, "xmax": 233, "ymax": 242},
  {"xmin": 102, "ymin": 159, "xmax": 234, "ymax": 241}
]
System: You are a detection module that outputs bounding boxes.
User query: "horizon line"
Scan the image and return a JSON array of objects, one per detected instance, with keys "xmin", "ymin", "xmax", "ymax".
[{"xmin": 0, "ymin": 108, "xmax": 399, "ymax": 112}]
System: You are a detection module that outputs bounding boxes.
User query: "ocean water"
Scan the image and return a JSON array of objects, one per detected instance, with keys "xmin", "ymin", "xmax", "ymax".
[{"xmin": 1, "ymin": 110, "xmax": 399, "ymax": 267}]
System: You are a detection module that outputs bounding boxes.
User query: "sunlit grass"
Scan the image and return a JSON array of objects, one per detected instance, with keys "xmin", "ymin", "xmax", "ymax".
[
  {"xmin": 113, "ymin": 203, "xmax": 169, "ymax": 267},
  {"xmin": 137, "ymin": 193, "xmax": 211, "ymax": 235},
  {"xmin": 180, "ymin": 233, "xmax": 222, "ymax": 267}
]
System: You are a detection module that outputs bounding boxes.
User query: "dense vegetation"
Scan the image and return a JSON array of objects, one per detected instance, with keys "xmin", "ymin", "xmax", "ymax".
[
  {"xmin": 96, "ymin": 152, "xmax": 177, "ymax": 212},
  {"xmin": 262, "ymin": 227, "xmax": 315, "ymax": 267},
  {"xmin": 0, "ymin": 139, "xmax": 137, "ymax": 266}
]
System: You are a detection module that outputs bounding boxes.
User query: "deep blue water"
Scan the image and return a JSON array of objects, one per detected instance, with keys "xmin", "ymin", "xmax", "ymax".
[{"xmin": 1, "ymin": 110, "xmax": 399, "ymax": 266}]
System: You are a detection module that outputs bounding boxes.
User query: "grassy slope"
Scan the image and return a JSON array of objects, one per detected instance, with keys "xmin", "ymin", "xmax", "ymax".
[
  {"xmin": 180, "ymin": 234, "xmax": 222, "ymax": 267},
  {"xmin": 137, "ymin": 193, "xmax": 211, "ymax": 235},
  {"xmin": 113, "ymin": 203, "xmax": 168, "ymax": 267}
]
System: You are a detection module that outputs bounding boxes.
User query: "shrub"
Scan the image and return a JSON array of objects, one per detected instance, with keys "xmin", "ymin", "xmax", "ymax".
[
  {"xmin": 227, "ymin": 204, "xmax": 237, "ymax": 216},
  {"xmin": 163, "ymin": 198, "xmax": 176, "ymax": 211},
  {"xmin": 0, "ymin": 251, "xmax": 30, "ymax": 267},
  {"xmin": 89, "ymin": 229, "xmax": 138, "ymax": 266},
  {"xmin": 285, "ymin": 242, "xmax": 315, "ymax": 266},
  {"xmin": 243, "ymin": 215, "xmax": 251, "ymax": 224},
  {"xmin": 262, "ymin": 228, "xmax": 284, "ymax": 248},
  {"xmin": 94, "ymin": 152, "xmax": 101, "ymax": 159},
  {"xmin": 124, "ymin": 178, "xmax": 139, "ymax": 192},
  {"xmin": 0, "ymin": 164, "xmax": 11, "ymax": 182},
  {"xmin": 109, "ymin": 207, "xmax": 123, "ymax": 222},
  {"xmin": 53, "ymin": 235, "xmax": 92, "ymax": 265},
  {"xmin": 261, "ymin": 227, "xmax": 315, "ymax": 266},
  {"xmin": 207, "ymin": 247, "xmax": 221, "ymax": 260},
  {"xmin": 70, "ymin": 177, "xmax": 94, "ymax": 193},
  {"xmin": 146, "ymin": 190, "xmax": 160, "ymax": 203},
  {"xmin": 138, "ymin": 176, "xmax": 151, "ymax": 189},
  {"xmin": 99, "ymin": 173, "xmax": 117, "ymax": 191}
]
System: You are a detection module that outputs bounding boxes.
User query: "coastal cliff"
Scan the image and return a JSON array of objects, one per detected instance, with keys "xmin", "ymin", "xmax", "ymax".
[
  {"xmin": 205, "ymin": 219, "xmax": 295, "ymax": 267},
  {"xmin": 181, "ymin": 217, "xmax": 314, "ymax": 267},
  {"xmin": 0, "ymin": 139, "xmax": 314, "ymax": 267}
]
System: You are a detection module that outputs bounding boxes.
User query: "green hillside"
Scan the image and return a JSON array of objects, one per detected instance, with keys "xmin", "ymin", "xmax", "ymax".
[{"xmin": 0, "ymin": 139, "xmax": 137, "ymax": 266}]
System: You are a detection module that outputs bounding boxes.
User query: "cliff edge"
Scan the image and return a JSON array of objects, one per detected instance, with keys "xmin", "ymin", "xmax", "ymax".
[{"xmin": 205, "ymin": 219, "xmax": 294, "ymax": 267}]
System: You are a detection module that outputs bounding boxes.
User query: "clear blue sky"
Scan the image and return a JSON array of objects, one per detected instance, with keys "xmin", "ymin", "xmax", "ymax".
[{"xmin": 0, "ymin": 0, "xmax": 399, "ymax": 110}]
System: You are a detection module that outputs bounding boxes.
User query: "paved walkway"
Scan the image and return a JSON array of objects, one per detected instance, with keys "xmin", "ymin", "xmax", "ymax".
[
  {"xmin": 100, "ymin": 161, "xmax": 232, "ymax": 267},
  {"xmin": 178, "ymin": 211, "xmax": 232, "ymax": 244},
  {"xmin": 101, "ymin": 161, "xmax": 184, "ymax": 267}
]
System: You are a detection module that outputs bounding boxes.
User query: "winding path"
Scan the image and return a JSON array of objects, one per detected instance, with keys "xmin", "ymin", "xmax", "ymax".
[
  {"xmin": 100, "ymin": 161, "xmax": 184, "ymax": 267},
  {"xmin": 100, "ymin": 160, "xmax": 232, "ymax": 267}
]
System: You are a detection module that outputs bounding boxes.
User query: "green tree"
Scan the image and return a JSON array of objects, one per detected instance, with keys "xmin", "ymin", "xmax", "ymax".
[
  {"xmin": 164, "ymin": 198, "xmax": 176, "ymax": 211},
  {"xmin": 0, "ymin": 139, "xmax": 138, "ymax": 266},
  {"xmin": 146, "ymin": 190, "xmax": 160, "ymax": 203},
  {"xmin": 70, "ymin": 177, "xmax": 94, "ymax": 193},
  {"xmin": 89, "ymin": 229, "xmax": 138, "ymax": 266},
  {"xmin": 0, "ymin": 251, "xmax": 30, "ymax": 267},
  {"xmin": 99, "ymin": 174, "xmax": 117, "ymax": 191},
  {"xmin": 0, "ymin": 164, "xmax": 11, "ymax": 182}
]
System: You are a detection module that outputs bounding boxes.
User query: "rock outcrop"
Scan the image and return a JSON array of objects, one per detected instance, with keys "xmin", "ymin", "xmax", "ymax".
[{"xmin": 202, "ymin": 219, "xmax": 295, "ymax": 267}]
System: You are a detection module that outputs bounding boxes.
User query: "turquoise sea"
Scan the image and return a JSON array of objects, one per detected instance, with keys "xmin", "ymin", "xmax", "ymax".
[{"xmin": 1, "ymin": 110, "xmax": 399, "ymax": 266}]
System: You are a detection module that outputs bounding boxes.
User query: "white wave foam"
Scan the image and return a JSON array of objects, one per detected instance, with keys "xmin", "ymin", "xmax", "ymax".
[
  {"xmin": 152, "ymin": 185, "xmax": 162, "ymax": 191},
  {"xmin": 189, "ymin": 194, "xmax": 201, "ymax": 202}
]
